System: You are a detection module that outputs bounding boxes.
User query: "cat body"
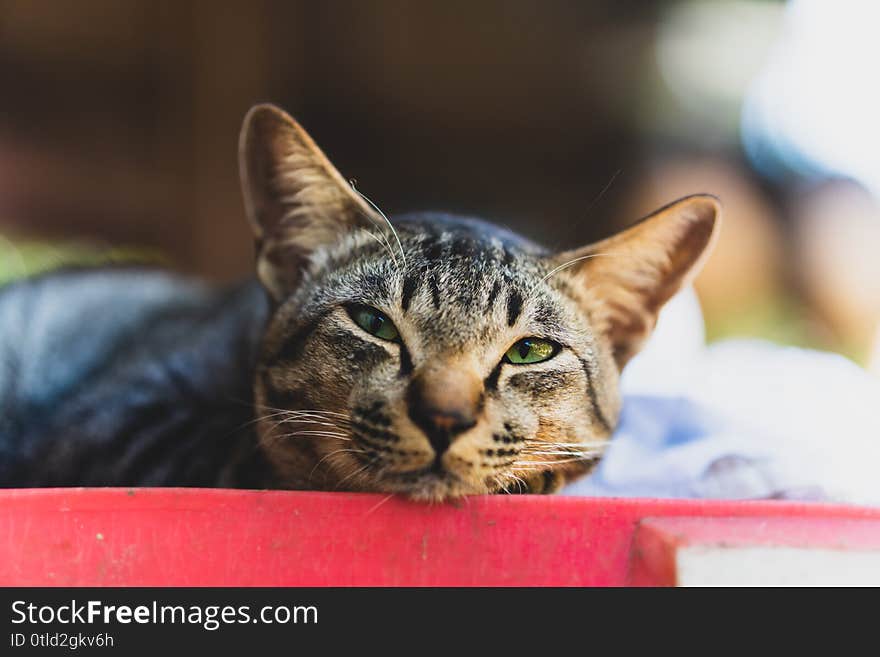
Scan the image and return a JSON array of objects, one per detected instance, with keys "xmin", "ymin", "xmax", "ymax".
[
  {"xmin": 0, "ymin": 267, "xmax": 270, "ymax": 487},
  {"xmin": 0, "ymin": 105, "xmax": 720, "ymax": 500}
]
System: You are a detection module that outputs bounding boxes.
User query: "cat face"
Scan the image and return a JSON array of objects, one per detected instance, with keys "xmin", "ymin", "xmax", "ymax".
[
  {"xmin": 240, "ymin": 105, "xmax": 720, "ymax": 500},
  {"xmin": 254, "ymin": 219, "xmax": 618, "ymax": 500}
]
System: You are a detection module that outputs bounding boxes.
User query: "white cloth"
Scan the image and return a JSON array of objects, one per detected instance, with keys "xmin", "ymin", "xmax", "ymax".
[{"xmin": 562, "ymin": 289, "xmax": 880, "ymax": 506}]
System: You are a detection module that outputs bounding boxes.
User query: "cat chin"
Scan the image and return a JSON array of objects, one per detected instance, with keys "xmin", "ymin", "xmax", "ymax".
[{"xmin": 370, "ymin": 472, "xmax": 488, "ymax": 503}]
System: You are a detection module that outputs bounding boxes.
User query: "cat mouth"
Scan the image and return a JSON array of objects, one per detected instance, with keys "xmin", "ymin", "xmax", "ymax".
[
  {"xmin": 382, "ymin": 465, "xmax": 462, "ymax": 485},
  {"xmin": 346, "ymin": 428, "xmax": 486, "ymax": 499},
  {"xmin": 378, "ymin": 467, "xmax": 474, "ymax": 500}
]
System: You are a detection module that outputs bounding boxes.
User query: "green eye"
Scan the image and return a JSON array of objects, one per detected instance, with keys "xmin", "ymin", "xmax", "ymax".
[
  {"xmin": 504, "ymin": 338, "xmax": 559, "ymax": 365},
  {"xmin": 349, "ymin": 305, "xmax": 400, "ymax": 341}
]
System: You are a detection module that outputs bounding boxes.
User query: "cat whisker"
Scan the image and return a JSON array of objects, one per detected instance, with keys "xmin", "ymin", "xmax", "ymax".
[
  {"xmin": 275, "ymin": 430, "xmax": 351, "ymax": 440},
  {"xmin": 520, "ymin": 455, "xmax": 600, "ymax": 462},
  {"xmin": 263, "ymin": 415, "xmax": 346, "ymax": 436},
  {"xmin": 521, "ymin": 449, "xmax": 605, "ymax": 456},
  {"xmin": 334, "ymin": 461, "xmax": 375, "ymax": 490},
  {"xmin": 255, "ymin": 410, "xmax": 344, "ymax": 425},
  {"xmin": 523, "ymin": 444, "xmax": 605, "ymax": 450},
  {"xmin": 276, "ymin": 418, "xmax": 349, "ymax": 429},
  {"xmin": 256, "ymin": 405, "xmax": 352, "ymax": 420},
  {"xmin": 357, "ymin": 226, "xmax": 400, "ymax": 261},
  {"xmin": 583, "ymin": 168, "xmax": 622, "ymax": 216},
  {"xmin": 258, "ymin": 429, "xmax": 350, "ymax": 452},
  {"xmin": 514, "ymin": 458, "xmax": 596, "ymax": 468},
  {"xmin": 222, "ymin": 399, "xmax": 323, "ymax": 434},
  {"xmin": 350, "ymin": 180, "xmax": 407, "ymax": 270},
  {"xmin": 521, "ymin": 444, "xmax": 605, "ymax": 451},
  {"xmin": 250, "ymin": 401, "xmax": 351, "ymax": 419},
  {"xmin": 491, "ymin": 474, "xmax": 512, "ymax": 494},
  {"xmin": 309, "ymin": 447, "xmax": 368, "ymax": 482},
  {"xmin": 253, "ymin": 407, "xmax": 352, "ymax": 434},
  {"xmin": 523, "ymin": 442, "xmax": 605, "ymax": 449},
  {"xmin": 492, "ymin": 472, "xmax": 528, "ymax": 494},
  {"xmin": 510, "ymin": 475, "xmax": 529, "ymax": 494},
  {"xmin": 347, "ymin": 183, "xmax": 400, "ymax": 271},
  {"xmin": 504, "ymin": 472, "xmax": 529, "ymax": 493},
  {"xmin": 532, "ymin": 449, "xmax": 606, "ymax": 454},
  {"xmin": 538, "ymin": 251, "xmax": 635, "ymax": 284},
  {"xmin": 282, "ymin": 410, "xmax": 352, "ymax": 421},
  {"xmin": 364, "ymin": 493, "xmax": 395, "ymax": 516}
]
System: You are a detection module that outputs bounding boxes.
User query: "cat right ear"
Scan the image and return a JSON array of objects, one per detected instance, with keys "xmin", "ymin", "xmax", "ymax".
[
  {"xmin": 239, "ymin": 104, "xmax": 381, "ymax": 300},
  {"xmin": 552, "ymin": 195, "xmax": 720, "ymax": 369}
]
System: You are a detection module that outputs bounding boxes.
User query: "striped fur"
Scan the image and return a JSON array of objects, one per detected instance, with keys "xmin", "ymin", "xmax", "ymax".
[
  {"xmin": 0, "ymin": 104, "xmax": 719, "ymax": 501},
  {"xmin": 245, "ymin": 105, "xmax": 720, "ymax": 501},
  {"xmin": 254, "ymin": 215, "xmax": 616, "ymax": 499}
]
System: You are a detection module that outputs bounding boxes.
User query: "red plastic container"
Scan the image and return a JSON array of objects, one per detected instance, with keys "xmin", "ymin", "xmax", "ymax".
[{"xmin": 1, "ymin": 488, "xmax": 878, "ymax": 586}]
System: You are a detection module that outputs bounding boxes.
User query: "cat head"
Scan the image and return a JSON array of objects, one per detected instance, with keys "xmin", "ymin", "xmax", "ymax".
[{"xmin": 240, "ymin": 104, "xmax": 720, "ymax": 500}]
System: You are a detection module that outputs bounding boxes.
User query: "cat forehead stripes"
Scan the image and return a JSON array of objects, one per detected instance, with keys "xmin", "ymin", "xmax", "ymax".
[
  {"xmin": 241, "ymin": 103, "xmax": 720, "ymax": 500},
  {"xmin": 288, "ymin": 216, "xmax": 571, "ymax": 350}
]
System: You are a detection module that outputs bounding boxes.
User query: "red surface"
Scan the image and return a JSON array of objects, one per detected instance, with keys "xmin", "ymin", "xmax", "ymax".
[
  {"xmin": 628, "ymin": 516, "xmax": 880, "ymax": 586},
  {"xmin": 1, "ymin": 488, "xmax": 879, "ymax": 586}
]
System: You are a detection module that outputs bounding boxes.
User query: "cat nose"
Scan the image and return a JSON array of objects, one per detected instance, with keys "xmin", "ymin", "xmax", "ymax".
[
  {"xmin": 406, "ymin": 364, "xmax": 482, "ymax": 456},
  {"xmin": 416, "ymin": 410, "xmax": 476, "ymax": 458}
]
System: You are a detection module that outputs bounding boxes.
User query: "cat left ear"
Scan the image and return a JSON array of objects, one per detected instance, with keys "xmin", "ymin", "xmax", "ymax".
[
  {"xmin": 239, "ymin": 104, "xmax": 381, "ymax": 299},
  {"xmin": 552, "ymin": 195, "xmax": 721, "ymax": 368}
]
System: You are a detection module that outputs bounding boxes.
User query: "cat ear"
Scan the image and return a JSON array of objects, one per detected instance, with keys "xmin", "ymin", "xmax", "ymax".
[
  {"xmin": 552, "ymin": 195, "xmax": 720, "ymax": 368},
  {"xmin": 239, "ymin": 104, "xmax": 381, "ymax": 299}
]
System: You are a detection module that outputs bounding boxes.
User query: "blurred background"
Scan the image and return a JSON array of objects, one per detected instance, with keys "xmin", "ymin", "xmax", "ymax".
[{"xmin": 1, "ymin": 0, "xmax": 878, "ymax": 370}]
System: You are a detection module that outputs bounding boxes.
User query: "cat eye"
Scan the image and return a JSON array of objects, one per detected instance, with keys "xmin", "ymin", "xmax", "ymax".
[
  {"xmin": 348, "ymin": 305, "xmax": 400, "ymax": 342},
  {"xmin": 504, "ymin": 338, "xmax": 560, "ymax": 365}
]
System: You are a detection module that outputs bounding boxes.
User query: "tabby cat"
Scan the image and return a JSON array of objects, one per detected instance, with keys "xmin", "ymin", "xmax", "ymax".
[{"xmin": 0, "ymin": 105, "xmax": 719, "ymax": 500}]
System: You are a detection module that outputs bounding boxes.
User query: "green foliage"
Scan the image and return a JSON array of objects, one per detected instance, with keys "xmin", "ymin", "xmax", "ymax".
[{"xmin": 0, "ymin": 238, "xmax": 165, "ymax": 287}]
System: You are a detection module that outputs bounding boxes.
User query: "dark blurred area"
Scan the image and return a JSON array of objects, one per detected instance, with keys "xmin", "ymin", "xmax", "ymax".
[
  {"xmin": 1, "ymin": 0, "xmax": 879, "ymax": 369},
  {"xmin": 0, "ymin": 1, "xmax": 658, "ymax": 274}
]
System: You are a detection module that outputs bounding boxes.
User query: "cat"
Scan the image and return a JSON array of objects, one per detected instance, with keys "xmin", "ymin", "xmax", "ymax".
[{"xmin": 0, "ymin": 104, "xmax": 720, "ymax": 501}]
